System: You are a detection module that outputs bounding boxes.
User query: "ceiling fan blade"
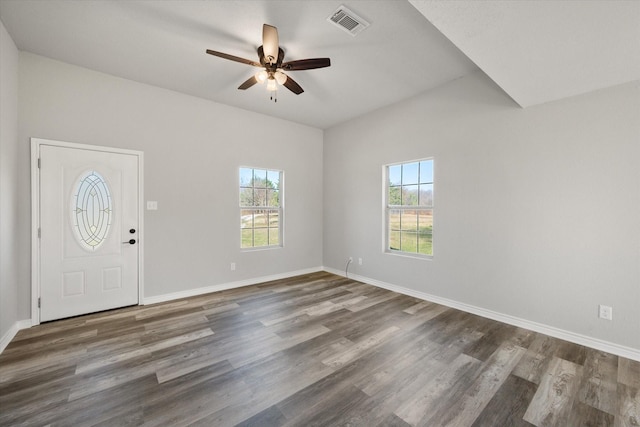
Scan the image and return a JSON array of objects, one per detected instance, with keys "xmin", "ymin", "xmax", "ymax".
[
  {"xmin": 262, "ymin": 24, "xmax": 279, "ymax": 65},
  {"xmin": 238, "ymin": 76, "xmax": 258, "ymax": 90},
  {"xmin": 276, "ymin": 48, "xmax": 285, "ymax": 68},
  {"xmin": 206, "ymin": 49, "xmax": 261, "ymax": 67},
  {"xmin": 257, "ymin": 46, "xmax": 266, "ymax": 66},
  {"xmin": 281, "ymin": 58, "xmax": 331, "ymax": 71},
  {"xmin": 282, "ymin": 74, "xmax": 304, "ymax": 95}
]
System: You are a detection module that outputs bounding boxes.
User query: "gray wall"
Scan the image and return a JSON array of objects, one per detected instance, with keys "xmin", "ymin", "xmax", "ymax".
[
  {"xmin": 323, "ymin": 71, "xmax": 640, "ymax": 350},
  {"xmin": 0, "ymin": 21, "xmax": 20, "ymax": 341},
  {"xmin": 16, "ymin": 52, "xmax": 323, "ymax": 319}
]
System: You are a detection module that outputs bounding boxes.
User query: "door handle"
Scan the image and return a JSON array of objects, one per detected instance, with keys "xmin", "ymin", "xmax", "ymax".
[{"xmin": 122, "ymin": 239, "xmax": 136, "ymax": 245}]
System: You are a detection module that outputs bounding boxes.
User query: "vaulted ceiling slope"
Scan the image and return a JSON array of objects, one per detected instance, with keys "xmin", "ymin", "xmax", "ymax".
[
  {"xmin": 409, "ymin": 0, "xmax": 640, "ymax": 108},
  {"xmin": 0, "ymin": 0, "xmax": 476, "ymax": 129},
  {"xmin": 1, "ymin": 1, "xmax": 637, "ymax": 129}
]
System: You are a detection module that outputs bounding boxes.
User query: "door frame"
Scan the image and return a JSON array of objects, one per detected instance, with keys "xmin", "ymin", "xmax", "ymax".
[{"xmin": 31, "ymin": 138, "xmax": 144, "ymax": 325}]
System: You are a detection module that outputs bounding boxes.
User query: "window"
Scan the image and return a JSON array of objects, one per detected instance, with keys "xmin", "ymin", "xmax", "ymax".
[
  {"xmin": 239, "ymin": 167, "xmax": 282, "ymax": 249},
  {"xmin": 385, "ymin": 159, "xmax": 433, "ymax": 257}
]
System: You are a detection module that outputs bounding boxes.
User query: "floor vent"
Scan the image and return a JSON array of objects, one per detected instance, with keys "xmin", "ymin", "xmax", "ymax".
[{"xmin": 327, "ymin": 5, "xmax": 370, "ymax": 36}]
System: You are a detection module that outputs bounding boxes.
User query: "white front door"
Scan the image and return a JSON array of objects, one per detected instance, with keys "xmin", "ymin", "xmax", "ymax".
[{"xmin": 39, "ymin": 144, "xmax": 140, "ymax": 322}]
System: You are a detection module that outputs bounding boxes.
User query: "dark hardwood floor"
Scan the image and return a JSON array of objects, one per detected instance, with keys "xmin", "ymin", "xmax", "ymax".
[{"xmin": 1, "ymin": 271, "xmax": 638, "ymax": 426}]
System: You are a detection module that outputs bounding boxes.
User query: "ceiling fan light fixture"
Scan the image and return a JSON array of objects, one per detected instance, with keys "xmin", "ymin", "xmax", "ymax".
[
  {"xmin": 274, "ymin": 71, "xmax": 287, "ymax": 85},
  {"xmin": 255, "ymin": 70, "xmax": 268, "ymax": 83},
  {"xmin": 266, "ymin": 78, "xmax": 277, "ymax": 91}
]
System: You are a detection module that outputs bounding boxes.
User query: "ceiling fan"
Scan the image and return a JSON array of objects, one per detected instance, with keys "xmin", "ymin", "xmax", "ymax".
[{"xmin": 206, "ymin": 24, "xmax": 331, "ymax": 101}]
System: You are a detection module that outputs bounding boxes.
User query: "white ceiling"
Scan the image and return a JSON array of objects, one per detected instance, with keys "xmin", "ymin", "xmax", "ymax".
[
  {"xmin": 410, "ymin": 0, "xmax": 640, "ymax": 108},
  {"xmin": 0, "ymin": 0, "xmax": 477, "ymax": 129},
  {"xmin": 1, "ymin": 1, "xmax": 637, "ymax": 128}
]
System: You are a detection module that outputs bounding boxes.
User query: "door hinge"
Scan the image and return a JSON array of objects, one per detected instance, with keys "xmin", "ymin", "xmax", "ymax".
[
  {"xmin": 38, "ymin": 297, "xmax": 41, "ymax": 308},
  {"xmin": 38, "ymin": 158, "xmax": 41, "ymax": 168},
  {"xmin": 38, "ymin": 227, "xmax": 41, "ymax": 238}
]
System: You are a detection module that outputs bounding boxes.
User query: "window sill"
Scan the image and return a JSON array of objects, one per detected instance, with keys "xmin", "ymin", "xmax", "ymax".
[
  {"xmin": 384, "ymin": 250, "xmax": 433, "ymax": 261},
  {"xmin": 241, "ymin": 245, "xmax": 283, "ymax": 253}
]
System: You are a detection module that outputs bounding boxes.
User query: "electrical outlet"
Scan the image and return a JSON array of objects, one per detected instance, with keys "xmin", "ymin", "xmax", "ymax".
[
  {"xmin": 358, "ymin": 257, "xmax": 362, "ymax": 265},
  {"xmin": 598, "ymin": 305, "xmax": 613, "ymax": 320},
  {"xmin": 230, "ymin": 262, "xmax": 236, "ymax": 271}
]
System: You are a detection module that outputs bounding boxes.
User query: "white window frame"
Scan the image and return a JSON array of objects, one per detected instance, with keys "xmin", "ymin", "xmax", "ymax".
[
  {"xmin": 239, "ymin": 166, "xmax": 284, "ymax": 250},
  {"xmin": 383, "ymin": 158, "xmax": 434, "ymax": 259}
]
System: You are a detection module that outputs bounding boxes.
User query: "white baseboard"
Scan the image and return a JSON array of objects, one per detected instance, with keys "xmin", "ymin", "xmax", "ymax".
[
  {"xmin": 0, "ymin": 319, "xmax": 33, "ymax": 354},
  {"xmin": 324, "ymin": 267, "xmax": 640, "ymax": 362},
  {"xmin": 143, "ymin": 267, "xmax": 324, "ymax": 305}
]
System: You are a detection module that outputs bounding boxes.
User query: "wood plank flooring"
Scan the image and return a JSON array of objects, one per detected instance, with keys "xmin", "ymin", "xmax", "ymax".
[{"xmin": 1, "ymin": 271, "xmax": 639, "ymax": 426}]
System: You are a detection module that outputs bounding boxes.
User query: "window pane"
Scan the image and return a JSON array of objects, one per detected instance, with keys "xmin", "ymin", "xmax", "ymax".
[
  {"xmin": 403, "ymin": 162, "xmax": 419, "ymax": 185},
  {"xmin": 269, "ymin": 227, "xmax": 279, "ymax": 245},
  {"xmin": 419, "ymin": 160, "xmax": 433, "ymax": 183},
  {"xmin": 389, "ymin": 165, "xmax": 402, "ymax": 186},
  {"xmin": 267, "ymin": 170, "xmax": 279, "ymax": 189},
  {"xmin": 253, "ymin": 189, "xmax": 267, "ymax": 206},
  {"xmin": 401, "ymin": 211, "xmax": 418, "ymax": 231},
  {"xmin": 241, "ymin": 229, "xmax": 253, "ymax": 248},
  {"xmin": 239, "ymin": 168, "xmax": 253, "ymax": 187},
  {"xmin": 419, "ymin": 184, "xmax": 433, "ymax": 206},
  {"xmin": 240, "ymin": 210, "xmax": 253, "ymax": 228},
  {"xmin": 389, "ymin": 186, "xmax": 401, "ymax": 205},
  {"xmin": 240, "ymin": 187, "xmax": 253, "ymax": 207},
  {"xmin": 418, "ymin": 209, "xmax": 433, "ymax": 233},
  {"xmin": 400, "ymin": 232, "xmax": 418, "ymax": 253},
  {"xmin": 389, "ymin": 230, "xmax": 401, "ymax": 251},
  {"xmin": 402, "ymin": 185, "xmax": 419, "ymax": 206},
  {"xmin": 389, "ymin": 209, "xmax": 401, "ymax": 231},
  {"xmin": 418, "ymin": 233, "xmax": 432, "ymax": 255},
  {"xmin": 253, "ymin": 211, "xmax": 268, "ymax": 227},
  {"xmin": 418, "ymin": 210, "xmax": 433, "ymax": 255},
  {"xmin": 254, "ymin": 228, "xmax": 268, "ymax": 246},
  {"xmin": 268, "ymin": 210, "xmax": 279, "ymax": 227},
  {"xmin": 267, "ymin": 189, "xmax": 280, "ymax": 207},
  {"xmin": 253, "ymin": 169, "xmax": 267, "ymax": 188}
]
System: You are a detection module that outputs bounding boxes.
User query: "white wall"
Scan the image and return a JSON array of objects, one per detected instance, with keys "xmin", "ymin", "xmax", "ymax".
[
  {"xmin": 0, "ymin": 20, "xmax": 20, "ymax": 343},
  {"xmin": 324, "ymin": 71, "xmax": 640, "ymax": 351},
  {"xmin": 9, "ymin": 47, "xmax": 640, "ymax": 357},
  {"xmin": 17, "ymin": 52, "xmax": 323, "ymax": 318}
]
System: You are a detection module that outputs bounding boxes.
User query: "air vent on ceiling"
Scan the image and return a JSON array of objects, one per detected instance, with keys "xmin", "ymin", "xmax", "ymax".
[{"xmin": 327, "ymin": 5, "xmax": 370, "ymax": 36}]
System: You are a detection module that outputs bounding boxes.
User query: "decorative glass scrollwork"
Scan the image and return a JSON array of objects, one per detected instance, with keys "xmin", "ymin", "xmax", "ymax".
[{"xmin": 71, "ymin": 171, "xmax": 113, "ymax": 251}]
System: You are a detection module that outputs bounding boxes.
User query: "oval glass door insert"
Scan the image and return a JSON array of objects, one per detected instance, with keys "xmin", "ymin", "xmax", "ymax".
[{"xmin": 71, "ymin": 170, "xmax": 113, "ymax": 251}]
